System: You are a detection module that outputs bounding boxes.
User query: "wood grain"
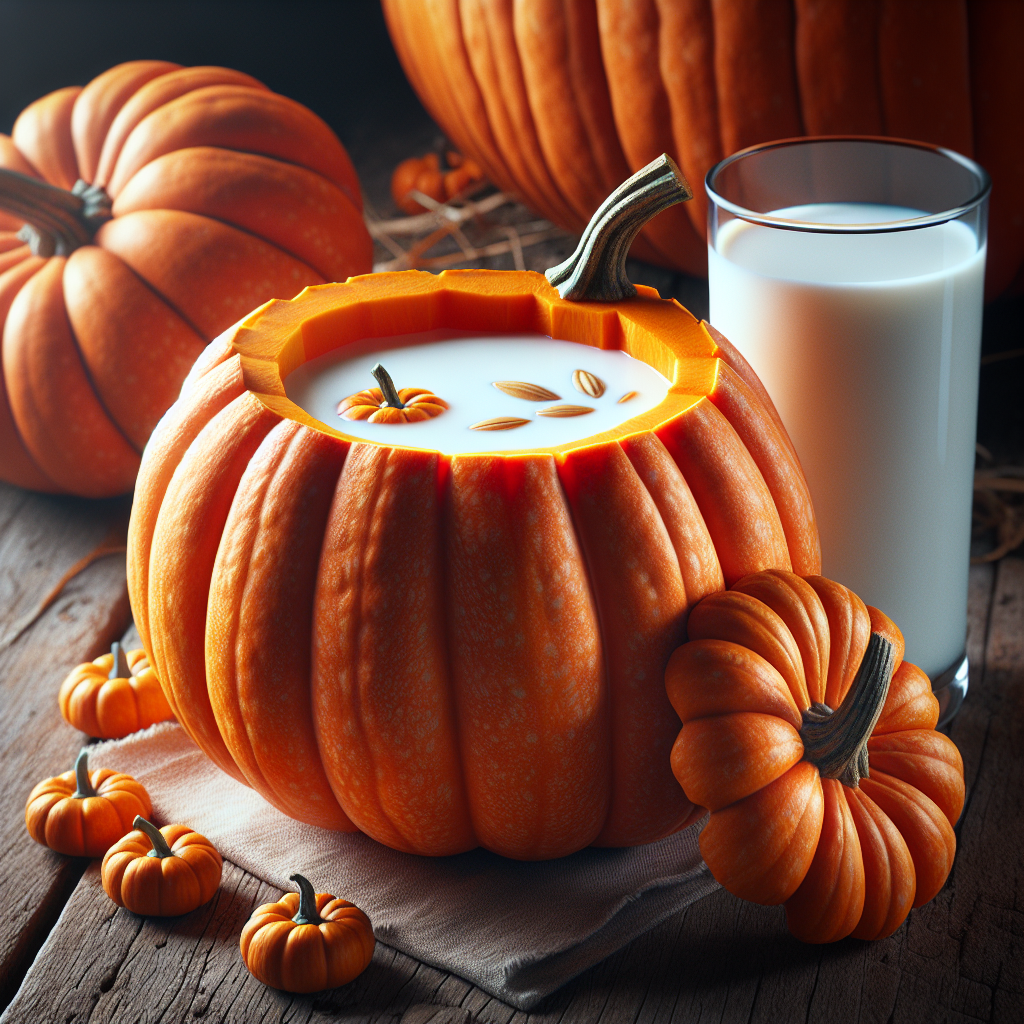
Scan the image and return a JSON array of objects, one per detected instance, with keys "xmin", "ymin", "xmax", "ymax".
[{"xmin": 0, "ymin": 483, "xmax": 131, "ymax": 1012}]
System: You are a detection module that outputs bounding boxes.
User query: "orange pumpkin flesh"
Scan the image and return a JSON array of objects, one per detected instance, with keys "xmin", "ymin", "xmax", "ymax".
[
  {"xmin": 24, "ymin": 749, "xmax": 152, "ymax": 858},
  {"xmin": 59, "ymin": 641, "xmax": 174, "ymax": 739},
  {"xmin": 101, "ymin": 815, "xmax": 222, "ymax": 916},
  {"xmin": 0, "ymin": 60, "xmax": 372, "ymax": 498},
  {"xmin": 128, "ymin": 268, "xmax": 820, "ymax": 859},
  {"xmin": 665, "ymin": 569, "xmax": 964, "ymax": 942}
]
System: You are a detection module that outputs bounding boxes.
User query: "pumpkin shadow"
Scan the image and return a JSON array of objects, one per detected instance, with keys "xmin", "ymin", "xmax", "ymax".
[{"xmin": 530, "ymin": 891, "xmax": 870, "ymax": 1012}]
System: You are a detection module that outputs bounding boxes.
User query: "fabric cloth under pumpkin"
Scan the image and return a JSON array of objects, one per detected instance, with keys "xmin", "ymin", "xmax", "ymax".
[{"xmin": 90, "ymin": 722, "xmax": 717, "ymax": 1010}]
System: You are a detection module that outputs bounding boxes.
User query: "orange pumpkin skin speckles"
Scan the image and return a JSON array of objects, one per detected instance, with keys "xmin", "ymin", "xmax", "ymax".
[
  {"xmin": 128, "ymin": 269, "xmax": 819, "ymax": 858},
  {"xmin": 666, "ymin": 568, "xmax": 965, "ymax": 942}
]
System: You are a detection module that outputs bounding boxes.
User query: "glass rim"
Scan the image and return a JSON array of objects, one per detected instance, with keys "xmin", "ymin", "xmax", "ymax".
[{"xmin": 705, "ymin": 135, "xmax": 992, "ymax": 234}]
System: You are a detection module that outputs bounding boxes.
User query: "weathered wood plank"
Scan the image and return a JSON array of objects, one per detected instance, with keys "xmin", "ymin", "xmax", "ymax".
[
  {"xmin": 0, "ymin": 483, "xmax": 132, "ymax": 1011},
  {"xmin": 1, "ymin": 860, "xmax": 492, "ymax": 1024}
]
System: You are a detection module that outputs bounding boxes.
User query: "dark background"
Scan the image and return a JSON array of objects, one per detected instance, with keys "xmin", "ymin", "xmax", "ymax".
[
  {"xmin": 0, "ymin": 0, "xmax": 426, "ymax": 142},
  {"xmin": 1, "ymin": 0, "xmax": 1019, "ymax": 456}
]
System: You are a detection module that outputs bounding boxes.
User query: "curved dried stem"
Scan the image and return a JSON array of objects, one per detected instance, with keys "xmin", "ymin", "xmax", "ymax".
[
  {"xmin": 545, "ymin": 154, "xmax": 692, "ymax": 302},
  {"xmin": 71, "ymin": 748, "xmax": 97, "ymax": 799},
  {"xmin": 371, "ymin": 364, "xmax": 405, "ymax": 409},
  {"xmin": 800, "ymin": 633, "xmax": 895, "ymax": 788},
  {"xmin": 289, "ymin": 873, "xmax": 323, "ymax": 926},
  {"xmin": 0, "ymin": 169, "xmax": 110, "ymax": 256}
]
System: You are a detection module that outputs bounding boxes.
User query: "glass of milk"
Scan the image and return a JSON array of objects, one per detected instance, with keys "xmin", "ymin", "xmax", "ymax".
[{"xmin": 707, "ymin": 137, "xmax": 990, "ymax": 723}]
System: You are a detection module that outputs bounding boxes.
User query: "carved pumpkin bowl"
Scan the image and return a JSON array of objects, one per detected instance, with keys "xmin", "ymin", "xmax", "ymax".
[{"xmin": 129, "ymin": 157, "xmax": 820, "ymax": 859}]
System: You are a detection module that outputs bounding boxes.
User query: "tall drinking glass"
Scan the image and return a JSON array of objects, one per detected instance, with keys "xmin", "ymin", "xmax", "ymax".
[{"xmin": 707, "ymin": 137, "xmax": 990, "ymax": 722}]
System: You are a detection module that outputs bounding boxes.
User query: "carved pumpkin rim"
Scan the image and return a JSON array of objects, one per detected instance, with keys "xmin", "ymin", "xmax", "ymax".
[{"xmin": 229, "ymin": 268, "xmax": 722, "ymax": 457}]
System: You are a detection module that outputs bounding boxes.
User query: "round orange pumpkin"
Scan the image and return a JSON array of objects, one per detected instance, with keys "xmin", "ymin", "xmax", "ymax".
[
  {"xmin": 126, "ymin": 257, "xmax": 820, "ymax": 859},
  {"xmin": 665, "ymin": 569, "xmax": 965, "ymax": 942},
  {"xmin": 59, "ymin": 641, "xmax": 174, "ymax": 738},
  {"xmin": 101, "ymin": 815, "xmax": 222, "ymax": 916},
  {"xmin": 25, "ymin": 749, "xmax": 152, "ymax": 858},
  {"xmin": 240, "ymin": 873, "xmax": 375, "ymax": 993},
  {"xmin": 337, "ymin": 363, "xmax": 449, "ymax": 423},
  {"xmin": 0, "ymin": 60, "xmax": 373, "ymax": 498},
  {"xmin": 382, "ymin": 0, "xmax": 1022, "ymax": 296}
]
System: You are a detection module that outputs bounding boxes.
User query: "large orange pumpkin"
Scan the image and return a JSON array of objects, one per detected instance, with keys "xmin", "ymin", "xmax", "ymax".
[
  {"xmin": 0, "ymin": 60, "xmax": 373, "ymax": 498},
  {"xmin": 127, "ymin": 259, "xmax": 820, "ymax": 860},
  {"xmin": 382, "ymin": 0, "xmax": 1022, "ymax": 296}
]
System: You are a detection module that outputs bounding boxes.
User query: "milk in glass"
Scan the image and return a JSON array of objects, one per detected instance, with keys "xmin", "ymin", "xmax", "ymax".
[{"xmin": 709, "ymin": 204, "xmax": 985, "ymax": 678}]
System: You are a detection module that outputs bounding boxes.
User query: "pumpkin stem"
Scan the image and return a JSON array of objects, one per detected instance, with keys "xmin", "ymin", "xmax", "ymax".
[
  {"xmin": 545, "ymin": 153, "xmax": 692, "ymax": 302},
  {"xmin": 289, "ymin": 873, "xmax": 324, "ymax": 926},
  {"xmin": 71, "ymin": 748, "xmax": 97, "ymax": 799},
  {"xmin": 800, "ymin": 632, "xmax": 896, "ymax": 788},
  {"xmin": 109, "ymin": 642, "xmax": 131, "ymax": 681},
  {"xmin": 371, "ymin": 363, "xmax": 405, "ymax": 409},
  {"xmin": 133, "ymin": 815, "xmax": 175, "ymax": 858},
  {"xmin": 0, "ymin": 168, "xmax": 111, "ymax": 257}
]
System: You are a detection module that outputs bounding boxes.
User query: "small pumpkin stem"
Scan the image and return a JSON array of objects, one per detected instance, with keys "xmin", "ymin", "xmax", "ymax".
[
  {"xmin": 289, "ymin": 873, "xmax": 323, "ymax": 926},
  {"xmin": 371, "ymin": 363, "xmax": 405, "ymax": 409},
  {"xmin": 0, "ymin": 168, "xmax": 111, "ymax": 257},
  {"xmin": 72, "ymin": 748, "xmax": 97, "ymax": 799},
  {"xmin": 109, "ymin": 642, "xmax": 131, "ymax": 681},
  {"xmin": 800, "ymin": 633, "xmax": 896, "ymax": 788},
  {"xmin": 545, "ymin": 153, "xmax": 692, "ymax": 302},
  {"xmin": 133, "ymin": 815, "xmax": 175, "ymax": 859}
]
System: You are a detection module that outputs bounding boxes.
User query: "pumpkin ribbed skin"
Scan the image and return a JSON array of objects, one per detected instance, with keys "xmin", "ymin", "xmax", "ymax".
[
  {"xmin": 337, "ymin": 386, "xmax": 449, "ymax": 423},
  {"xmin": 59, "ymin": 647, "xmax": 174, "ymax": 739},
  {"xmin": 382, "ymin": 0, "xmax": 1022, "ymax": 296},
  {"xmin": 128, "ymin": 268, "xmax": 820, "ymax": 859},
  {"xmin": 666, "ymin": 568, "xmax": 965, "ymax": 941},
  {"xmin": 25, "ymin": 752, "xmax": 152, "ymax": 858},
  {"xmin": 0, "ymin": 61, "xmax": 372, "ymax": 498},
  {"xmin": 101, "ymin": 820, "xmax": 223, "ymax": 916},
  {"xmin": 240, "ymin": 884, "xmax": 375, "ymax": 993}
]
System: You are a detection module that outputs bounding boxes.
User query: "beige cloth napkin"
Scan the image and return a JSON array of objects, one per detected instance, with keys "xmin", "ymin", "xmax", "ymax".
[{"xmin": 93, "ymin": 722, "xmax": 717, "ymax": 1010}]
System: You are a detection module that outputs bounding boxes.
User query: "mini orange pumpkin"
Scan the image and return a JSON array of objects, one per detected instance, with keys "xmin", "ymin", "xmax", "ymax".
[
  {"xmin": 25, "ymin": 749, "xmax": 151, "ymax": 857},
  {"xmin": 240, "ymin": 873, "xmax": 375, "ymax": 993},
  {"xmin": 665, "ymin": 569, "xmax": 965, "ymax": 942},
  {"xmin": 391, "ymin": 150, "xmax": 485, "ymax": 214},
  {"xmin": 336, "ymin": 362, "xmax": 449, "ymax": 423},
  {"xmin": 101, "ymin": 815, "xmax": 222, "ymax": 915},
  {"xmin": 59, "ymin": 641, "xmax": 174, "ymax": 738}
]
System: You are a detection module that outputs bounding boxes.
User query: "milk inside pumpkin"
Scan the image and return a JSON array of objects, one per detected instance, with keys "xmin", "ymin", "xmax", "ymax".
[
  {"xmin": 285, "ymin": 329, "xmax": 672, "ymax": 453},
  {"xmin": 236, "ymin": 270, "xmax": 718, "ymax": 459}
]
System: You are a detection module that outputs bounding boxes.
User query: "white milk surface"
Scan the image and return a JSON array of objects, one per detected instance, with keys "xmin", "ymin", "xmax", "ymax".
[
  {"xmin": 710, "ymin": 204, "xmax": 985, "ymax": 678},
  {"xmin": 284, "ymin": 330, "xmax": 672, "ymax": 455}
]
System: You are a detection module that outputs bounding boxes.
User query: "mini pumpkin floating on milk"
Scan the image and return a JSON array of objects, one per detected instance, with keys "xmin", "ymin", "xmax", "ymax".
[
  {"xmin": 128, "ymin": 155, "xmax": 820, "ymax": 860},
  {"xmin": 310, "ymin": 324, "xmax": 665, "ymax": 442}
]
